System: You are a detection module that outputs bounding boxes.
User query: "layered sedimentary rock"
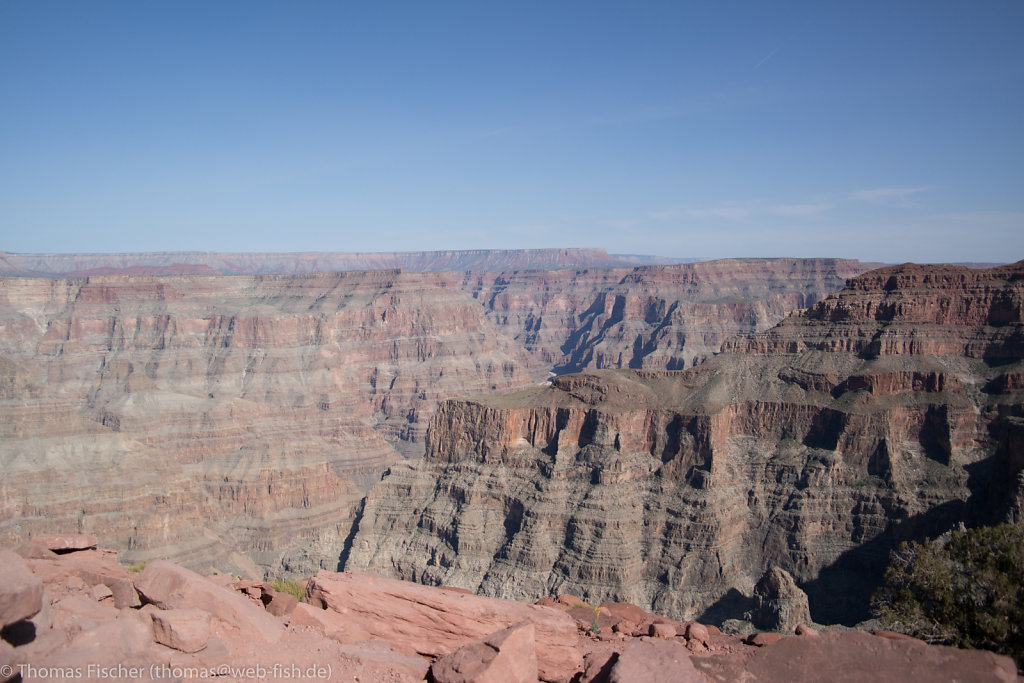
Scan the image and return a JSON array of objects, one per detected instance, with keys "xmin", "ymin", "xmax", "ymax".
[
  {"xmin": 0, "ymin": 271, "xmax": 534, "ymax": 574},
  {"xmin": 0, "ymin": 258, "xmax": 871, "ymax": 574},
  {"xmin": 462, "ymin": 258, "xmax": 872, "ymax": 370},
  {"xmin": 346, "ymin": 261, "xmax": 1024, "ymax": 625}
]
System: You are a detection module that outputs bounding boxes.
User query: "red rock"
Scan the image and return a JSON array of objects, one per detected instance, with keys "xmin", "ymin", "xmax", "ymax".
[
  {"xmin": 14, "ymin": 541, "xmax": 57, "ymax": 560},
  {"xmin": 693, "ymin": 630, "xmax": 1018, "ymax": 683},
  {"xmin": 333, "ymin": 641, "xmax": 431, "ymax": 682},
  {"xmin": 135, "ymin": 560, "xmax": 283, "ymax": 642},
  {"xmin": 306, "ymin": 570, "xmax": 583, "ymax": 682},
  {"xmin": 599, "ymin": 601, "xmax": 650, "ymax": 625},
  {"xmin": 289, "ymin": 602, "xmax": 372, "ymax": 643},
  {"xmin": 0, "ymin": 549, "xmax": 43, "ymax": 628},
  {"xmin": 90, "ymin": 583, "xmax": 114, "ymax": 602},
  {"xmin": 149, "ymin": 608, "xmax": 211, "ymax": 653},
  {"xmin": 746, "ymin": 632, "xmax": 785, "ymax": 647},
  {"xmin": 649, "ymin": 622, "xmax": 677, "ymax": 639},
  {"xmin": 535, "ymin": 596, "xmax": 558, "ymax": 607},
  {"xmin": 31, "ymin": 534, "xmax": 99, "ymax": 552},
  {"xmin": 872, "ymin": 629, "xmax": 924, "ymax": 643},
  {"xmin": 556, "ymin": 594, "xmax": 586, "ymax": 608},
  {"xmin": 431, "ymin": 620, "xmax": 538, "ymax": 683},
  {"xmin": 795, "ymin": 623, "xmax": 819, "ymax": 637},
  {"xmin": 684, "ymin": 621, "xmax": 710, "ymax": 647},
  {"xmin": 608, "ymin": 638, "xmax": 705, "ymax": 683},
  {"xmin": 264, "ymin": 590, "xmax": 298, "ymax": 618}
]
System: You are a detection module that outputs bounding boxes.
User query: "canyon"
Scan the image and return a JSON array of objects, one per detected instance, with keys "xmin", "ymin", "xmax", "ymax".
[
  {"xmin": 346, "ymin": 261, "xmax": 1024, "ymax": 626},
  {"xmin": 0, "ymin": 255, "xmax": 871, "ymax": 578}
]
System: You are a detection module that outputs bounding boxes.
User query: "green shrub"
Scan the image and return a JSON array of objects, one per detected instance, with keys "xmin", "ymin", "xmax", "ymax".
[
  {"xmin": 872, "ymin": 523, "xmax": 1024, "ymax": 665},
  {"xmin": 125, "ymin": 561, "xmax": 147, "ymax": 573},
  {"xmin": 270, "ymin": 578, "xmax": 306, "ymax": 601}
]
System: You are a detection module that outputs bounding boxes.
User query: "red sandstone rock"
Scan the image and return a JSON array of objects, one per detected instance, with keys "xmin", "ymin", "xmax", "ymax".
[
  {"xmin": 149, "ymin": 608, "xmax": 211, "ymax": 653},
  {"xmin": 31, "ymin": 534, "xmax": 98, "ymax": 552},
  {"xmin": 557, "ymin": 594, "xmax": 586, "ymax": 607},
  {"xmin": 693, "ymin": 630, "xmax": 1017, "ymax": 683},
  {"xmin": 306, "ymin": 570, "xmax": 583, "ymax": 682},
  {"xmin": 608, "ymin": 637, "xmax": 705, "ymax": 683},
  {"xmin": 649, "ymin": 622, "xmax": 677, "ymax": 639},
  {"xmin": 685, "ymin": 621, "xmax": 711, "ymax": 647},
  {"xmin": 0, "ymin": 549, "xmax": 43, "ymax": 628},
  {"xmin": 431, "ymin": 620, "xmax": 538, "ymax": 683},
  {"xmin": 289, "ymin": 602, "xmax": 372, "ymax": 643},
  {"xmin": 135, "ymin": 560, "xmax": 283, "ymax": 642},
  {"xmin": 746, "ymin": 632, "xmax": 785, "ymax": 647},
  {"xmin": 872, "ymin": 629, "xmax": 924, "ymax": 643},
  {"xmin": 264, "ymin": 590, "xmax": 298, "ymax": 617}
]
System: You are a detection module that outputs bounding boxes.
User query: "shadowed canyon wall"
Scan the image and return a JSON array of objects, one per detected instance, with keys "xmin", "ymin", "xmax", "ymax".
[
  {"xmin": 0, "ymin": 258, "xmax": 872, "ymax": 576},
  {"xmin": 346, "ymin": 261, "xmax": 1024, "ymax": 625}
]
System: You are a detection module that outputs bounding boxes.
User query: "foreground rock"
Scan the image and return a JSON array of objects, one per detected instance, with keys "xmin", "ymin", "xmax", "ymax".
[
  {"xmin": 3, "ymin": 544, "xmax": 1018, "ymax": 682},
  {"xmin": 0, "ymin": 550, "xmax": 42, "ymax": 628},
  {"xmin": 751, "ymin": 567, "xmax": 812, "ymax": 632},
  {"xmin": 306, "ymin": 570, "xmax": 583, "ymax": 682},
  {"xmin": 431, "ymin": 620, "xmax": 538, "ymax": 683},
  {"xmin": 692, "ymin": 630, "xmax": 1018, "ymax": 682}
]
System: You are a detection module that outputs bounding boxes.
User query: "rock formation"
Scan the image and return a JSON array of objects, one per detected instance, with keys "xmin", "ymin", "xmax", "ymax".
[
  {"xmin": 0, "ymin": 258, "xmax": 870, "ymax": 575},
  {"xmin": 2, "ymin": 540, "xmax": 1016, "ymax": 683},
  {"xmin": 346, "ymin": 261, "xmax": 1024, "ymax": 625}
]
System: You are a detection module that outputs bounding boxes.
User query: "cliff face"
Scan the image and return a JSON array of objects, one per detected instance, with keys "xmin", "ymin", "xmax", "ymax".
[
  {"xmin": 345, "ymin": 261, "xmax": 1024, "ymax": 625},
  {"xmin": 462, "ymin": 258, "xmax": 871, "ymax": 371},
  {"xmin": 0, "ymin": 271, "xmax": 534, "ymax": 574},
  {"xmin": 0, "ymin": 258, "xmax": 874, "ymax": 576}
]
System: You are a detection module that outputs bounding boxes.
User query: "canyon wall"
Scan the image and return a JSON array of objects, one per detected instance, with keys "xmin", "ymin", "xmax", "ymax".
[
  {"xmin": 345, "ymin": 261, "xmax": 1024, "ymax": 625},
  {"xmin": 0, "ymin": 258, "xmax": 873, "ymax": 576}
]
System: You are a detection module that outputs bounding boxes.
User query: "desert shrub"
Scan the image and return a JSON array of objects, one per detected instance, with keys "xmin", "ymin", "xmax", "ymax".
[
  {"xmin": 125, "ymin": 561, "xmax": 147, "ymax": 573},
  {"xmin": 270, "ymin": 578, "xmax": 306, "ymax": 601},
  {"xmin": 872, "ymin": 523, "xmax": 1024, "ymax": 665}
]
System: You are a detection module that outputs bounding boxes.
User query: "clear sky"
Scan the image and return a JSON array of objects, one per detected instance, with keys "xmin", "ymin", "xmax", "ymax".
[{"xmin": 1, "ymin": 1, "xmax": 1022, "ymax": 263}]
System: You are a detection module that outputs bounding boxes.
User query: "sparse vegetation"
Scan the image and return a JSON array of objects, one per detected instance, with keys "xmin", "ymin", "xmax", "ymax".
[
  {"xmin": 271, "ymin": 578, "xmax": 306, "ymax": 601},
  {"xmin": 872, "ymin": 523, "xmax": 1024, "ymax": 665},
  {"xmin": 590, "ymin": 606, "xmax": 602, "ymax": 635},
  {"xmin": 125, "ymin": 561, "xmax": 147, "ymax": 573}
]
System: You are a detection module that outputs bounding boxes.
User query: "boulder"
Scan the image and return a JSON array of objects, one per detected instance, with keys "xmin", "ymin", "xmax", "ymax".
[
  {"xmin": 684, "ymin": 621, "xmax": 710, "ymax": 647},
  {"xmin": 608, "ymin": 638, "xmax": 705, "ymax": 683},
  {"xmin": 149, "ymin": 608, "xmax": 211, "ymax": 653},
  {"xmin": 751, "ymin": 567, "xmax": 812, "ymax": 633},
  {"xmin": 746, "ymin": 632, "xmax": 785, "ymax": 647},
  {"xmin": 431, "ymin": 620, "xmax": 538, "ymax": 683},
  {"xmin": 0, "ymin": 549, "xmax": 43, "ymax": 628},
  {"xmin": 306, "ymin": 570, "xmax": 582, "ymax": 682},
  {"xmin": 31, "ymin": 534, "xmax": 98, "ymax": 552},
  {"xmin": 289, "ymin": 602, "xmax": 372, "ymax": 643},
  {"xmin": 135, "ymin": 560, "xmax": 283, "ymax": 642},
  {"xmin": 649, "ymin": 622, "xmax": 676, "ymax": 639},
  {"xmin": 264, "ymin": 590, "xmax": 298, "ymax": 618}
]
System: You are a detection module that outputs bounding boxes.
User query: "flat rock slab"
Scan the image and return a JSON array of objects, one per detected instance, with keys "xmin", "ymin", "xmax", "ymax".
[
  {"xmin": 135, "ymin": 560, "xmax": 283, "ymax": 642},
  {"xmin": 608, "ymin": 638, "xmax": 705, "ymax": 683},
  {"xmin": 693, "ymin": 630, "xmax": 1018, "ymax": 683},
  {"xmin": 150, "ymin": 608, "xmax": 211, "ymax": 653},
  {"xmin": 0, "ymin": 549, "xmax": 43, "ymax": 628},
  {"xmin": 31, "ymin": 535, "xmax": 99, "ymax": 552},
  {"xmin": 306, "ymin": 570, "xmax": 582, "ymax": 683}
]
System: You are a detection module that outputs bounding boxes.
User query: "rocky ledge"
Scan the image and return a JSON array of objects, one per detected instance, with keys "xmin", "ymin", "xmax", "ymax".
[{"xmin": 1, "ymin": 541, "xmax": 1016, "ymax": 682}]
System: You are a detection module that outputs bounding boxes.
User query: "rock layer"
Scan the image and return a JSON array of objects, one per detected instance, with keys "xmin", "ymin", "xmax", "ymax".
[
  {"xmin": 0, "ymin": 258, "xmax": 869, "ymax": 575},
  {"xmin": 346, "ymin": 261, "xmax": 1024, "ymax": 625}
]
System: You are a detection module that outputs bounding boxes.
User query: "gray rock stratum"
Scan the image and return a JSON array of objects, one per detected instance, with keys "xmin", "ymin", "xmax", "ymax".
[{"xmin": 345, "ymin": 261, "xmax": 1024, "ymax": 625}]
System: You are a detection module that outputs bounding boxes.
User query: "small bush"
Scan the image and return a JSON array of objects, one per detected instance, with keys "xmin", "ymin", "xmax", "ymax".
[
  {"xmin": 872, "ymin": 523, "xmax": 1024, "ymax": 665},
  {"xmin": 125, "ymin": 561, "xmax": 147, "ymax": 573},
  {"xmin": 270, "ymin": 578, "xmax": 305, "ymax": 601}
]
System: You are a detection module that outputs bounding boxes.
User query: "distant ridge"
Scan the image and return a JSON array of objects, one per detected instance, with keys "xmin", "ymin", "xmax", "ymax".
[{"xmin": 0, "ymin": 248, "xmax": 675, "ymax": 277}]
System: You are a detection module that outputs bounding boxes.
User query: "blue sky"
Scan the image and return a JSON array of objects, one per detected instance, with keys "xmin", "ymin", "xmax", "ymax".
[{"xmin": 1, "ymin": 1, "xmax": 1022, "ymax": 262}]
